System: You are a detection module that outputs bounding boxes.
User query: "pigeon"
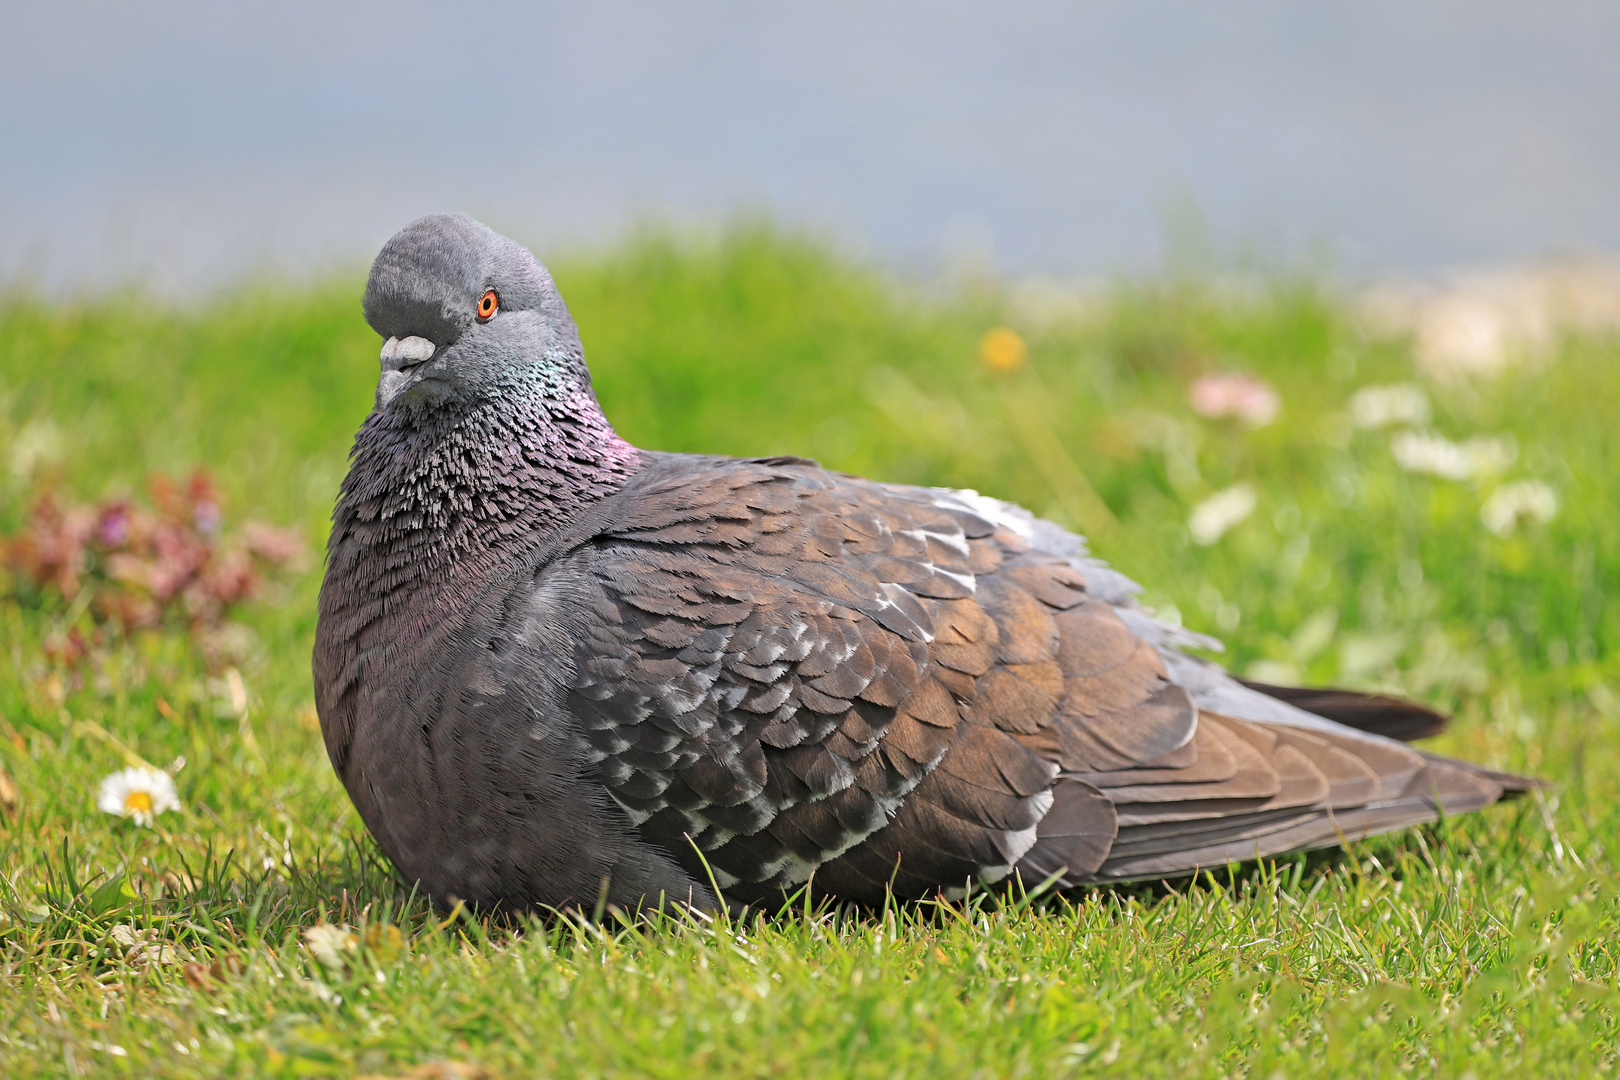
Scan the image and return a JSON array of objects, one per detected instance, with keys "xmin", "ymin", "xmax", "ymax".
[{"xmin": 314, "ymin": 213, "xmax": 1537, "ymax": 914}]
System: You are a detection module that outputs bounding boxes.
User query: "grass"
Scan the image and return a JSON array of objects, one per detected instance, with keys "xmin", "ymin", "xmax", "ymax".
[{"xmin": 0, "ymin": 224, "xmax": 1617, "ymax": 1077}]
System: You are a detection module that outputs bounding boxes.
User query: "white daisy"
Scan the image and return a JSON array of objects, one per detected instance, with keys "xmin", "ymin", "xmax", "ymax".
[
  {"xmin": 1390, "ymin": 431, "xmax": 1516, "ymax": 480},
  {"xmin": 96, "ymin": 766, "xmax": 180, "ymax": 826},
  {"xmin": 302, "ymin": 923, "xmax": 358, "ymax": 970},
  {"xmin": 1188, "ymin": 483, "xmax": 1258, "ymax": 546},
  {"xmin": 1481, "ymin": 480, "xmax": 1558, "ymax": 535},
  {"xmin": 1348, "ymin": 383, "xmax": 1430, "ymax": 429}
]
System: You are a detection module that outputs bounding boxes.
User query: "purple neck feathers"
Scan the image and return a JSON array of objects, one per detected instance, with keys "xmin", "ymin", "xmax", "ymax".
[{"xmin": 321, "ymin": 385, "xmax": 640, "ymax": 628}]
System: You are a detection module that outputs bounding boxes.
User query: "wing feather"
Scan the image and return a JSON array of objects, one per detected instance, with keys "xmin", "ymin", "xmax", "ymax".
[{"xmin": 562, "ymin": 458, "xmax": 1532, "ymax": 903}]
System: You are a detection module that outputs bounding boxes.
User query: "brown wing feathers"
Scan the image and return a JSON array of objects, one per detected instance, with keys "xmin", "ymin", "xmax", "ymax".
[{"xmin": 570, "ymin": 458, "xmax": 1528, "ymax": 903}]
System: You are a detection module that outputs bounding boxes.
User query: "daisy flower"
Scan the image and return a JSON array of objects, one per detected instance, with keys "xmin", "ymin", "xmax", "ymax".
[
  {"xmin": 303, "ymin": 923, "xmax": 358, "ymax": 970},
  {"xmin": 1189, "ymin": 483, "xmax": 1258, "ymax": 545},
  {"xmin": 1480, "ymin": 480, "xmax": 1558, "ymax": 535},
  {"xmin": 97, "ymin": 766, "xmax": 180, "ymax": 826},
  {"xmin": 1390, "ymin": 431, "xmax": 1515, "ymax": 480},
  {"xmin": 1348, "ymin": 383, "xmax": 1430, "ymax": 429}
]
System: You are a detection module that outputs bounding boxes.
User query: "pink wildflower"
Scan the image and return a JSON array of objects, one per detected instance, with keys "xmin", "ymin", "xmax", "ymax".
[{"xmin": 1188, "ymin": 373, "xmax": 1280, "ymax": 426}]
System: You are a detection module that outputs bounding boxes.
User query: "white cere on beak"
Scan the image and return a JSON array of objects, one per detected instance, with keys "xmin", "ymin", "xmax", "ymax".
[
  {"xmin": 375, "ymin": 335, "xmax": 439, "ymax": 409},
  {"xmin": 380, "ymin": 336, "xmax": 436, "ymax": 367}
]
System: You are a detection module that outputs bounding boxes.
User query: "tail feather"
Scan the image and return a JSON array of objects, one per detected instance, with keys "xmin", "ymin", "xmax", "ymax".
[
  {"xmin": 1093, "ymin": 758, "xmax": 1501, "ymax": 882},
  {"xmin": 1238, "ymin": 680, "xmax": 1450, "ymax": 742},
  {"xmin": 1052, "ymin": 710, "xmax": 1540, "ymax": 886}
]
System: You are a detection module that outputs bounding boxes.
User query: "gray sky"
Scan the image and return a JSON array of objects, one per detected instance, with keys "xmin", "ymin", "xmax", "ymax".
[{"xmin": 4, "ymin": 1, "xmax": 1618, "ymax": 291}]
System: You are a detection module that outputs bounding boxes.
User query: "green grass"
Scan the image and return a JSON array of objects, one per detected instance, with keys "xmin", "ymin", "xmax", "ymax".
[{"xmin": 1, "ymin": 224, "xmax": 1617, "ymax": 1077}]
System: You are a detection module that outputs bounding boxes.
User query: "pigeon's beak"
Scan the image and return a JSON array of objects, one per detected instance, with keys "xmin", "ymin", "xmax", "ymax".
[{"xmin": 375, "ymin": 335, "xmax": 437, "ymax": 409}]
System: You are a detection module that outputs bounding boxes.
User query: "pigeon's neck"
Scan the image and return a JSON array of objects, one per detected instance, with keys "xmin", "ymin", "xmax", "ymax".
[{"xmin": 324, "ymin": 384, "xmax": 640, "ymax": 611}]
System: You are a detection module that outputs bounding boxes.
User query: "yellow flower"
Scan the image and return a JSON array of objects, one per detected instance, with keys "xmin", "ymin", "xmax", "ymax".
[{"xmin": 979, "ymin": 327, "xmax": 1028, "ymax": 373}]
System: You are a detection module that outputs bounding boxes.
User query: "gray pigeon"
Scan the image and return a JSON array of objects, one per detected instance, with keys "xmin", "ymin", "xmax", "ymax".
[{"xmin": 314, "ymin": 214, "xmax": 1535, "ymax": 914}]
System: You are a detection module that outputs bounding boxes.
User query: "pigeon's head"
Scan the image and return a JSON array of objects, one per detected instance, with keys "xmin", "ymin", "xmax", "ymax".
[{"xmin": 363, "ymin": 213, "xmax": 588, "ymax": 414}]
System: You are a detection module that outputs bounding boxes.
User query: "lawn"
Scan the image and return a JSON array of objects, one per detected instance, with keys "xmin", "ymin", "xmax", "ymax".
[{"xmin": 1, "ymin": 226, "xmax": 1617, "ymax": 1078}]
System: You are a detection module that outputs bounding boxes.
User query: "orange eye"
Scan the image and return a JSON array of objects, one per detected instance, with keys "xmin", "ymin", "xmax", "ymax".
[{"xmin": 477, "ymin": 290, "xmax": 498, "ymax": 320}]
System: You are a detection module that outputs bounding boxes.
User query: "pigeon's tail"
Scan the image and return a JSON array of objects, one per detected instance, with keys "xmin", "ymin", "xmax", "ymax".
[
  {"xmin": 1418, "ymin": 752, "xmax": 1545, "ymax": 797},
  {"xmin": 1017, "ymin": 711, "xmax": 1543, "ymax": 890},
  {"xmin": 1238, "ymin": 680, "xmax": 1450, "ymax": 742}
]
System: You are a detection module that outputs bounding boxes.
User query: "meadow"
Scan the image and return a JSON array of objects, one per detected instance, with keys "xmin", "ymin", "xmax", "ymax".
[{"xmin": 1, "ymin": 226, "xmax": 1617, "ymax": 1078}]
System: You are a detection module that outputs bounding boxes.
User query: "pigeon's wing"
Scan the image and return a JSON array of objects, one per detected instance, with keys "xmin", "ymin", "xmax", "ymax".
[
  {"xmin": 567, "ymin": 456, "xmax": 1529, "ymax": 904},
  {"xmin": 569, "ymin": 454, "xmax": 1143, "ymax": 903},
  {"xmin": 939, "ymin": 490, "xmax": 1537, "ymax": 888}
]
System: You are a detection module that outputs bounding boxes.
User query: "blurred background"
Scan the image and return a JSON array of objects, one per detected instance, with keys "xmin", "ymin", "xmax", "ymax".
[
  {"xmin": 5, "ymin": 0, "xmax": 1620, "ymax": 292},
  {"xmin": 4, "ymin": 8, "xmax": 1620, "ymax": 1064}
]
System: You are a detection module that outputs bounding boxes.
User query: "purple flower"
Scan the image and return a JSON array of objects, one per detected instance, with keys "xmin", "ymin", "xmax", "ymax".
[{"xmin": 96, "ymin": 504, "xmax": 131, "ymax": 548}]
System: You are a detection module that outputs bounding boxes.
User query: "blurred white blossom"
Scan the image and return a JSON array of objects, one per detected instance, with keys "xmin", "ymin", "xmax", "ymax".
[
  {"xmin": 96, "ymin": 767, "xmax": 180, "ymax": 826},
  {"xmin": 302, "ymin": 923, "xmax": 358, "ymax": 970},
  {"xmin": 1480, "ymin": 481, "xmax": 1558, "ymax": 535},
  {"xmin": 10, "ymin": 419, "xmax": 64, "ymax": 480},
  {"xmin": 1188, "ymin": 373, "xmax": 1280, "ymax": 426},
  {"xmin": 1391, "ymin": 432, "xmax": 1516, "ymax": 480},
  {"xmin": 1417, "ymin": 292, "xmax": 1547, "ymax": 379},
  {"xmin": 108, "ymin": 924, "xmax": 194, "ymax": 967},
  {"xmin": 1358, "ymin": 259, "xmax": 1620, "ymax": 379},
  {"xmin": 1189, "ymin": 483, "xmax": 1258, "ymax": 545},
  {"xmin": 1348, "ymin": 383, "xmax": 1430, "ymax": 429}
]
